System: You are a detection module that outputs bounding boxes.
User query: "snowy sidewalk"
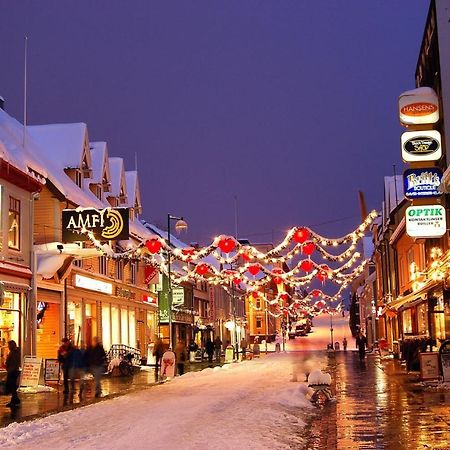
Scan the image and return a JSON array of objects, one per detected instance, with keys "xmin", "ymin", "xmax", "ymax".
[{"xmin": 0, "ymin": 353, "xmax": 328, "ymax": 450}]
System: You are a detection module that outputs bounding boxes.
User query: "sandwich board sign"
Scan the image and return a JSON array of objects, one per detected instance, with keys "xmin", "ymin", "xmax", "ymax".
[{"xmin": 20, "ymin": 356, "xmax": 42, "ymax": 388}]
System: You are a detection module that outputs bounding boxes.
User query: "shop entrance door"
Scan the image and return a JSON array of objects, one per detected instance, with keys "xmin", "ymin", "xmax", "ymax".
[{"xmin": 85, "ymin": 318, "xmax": 93, "ymax": 347}]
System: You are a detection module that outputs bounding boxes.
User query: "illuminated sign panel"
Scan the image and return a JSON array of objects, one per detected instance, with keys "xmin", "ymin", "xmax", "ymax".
[
  {"xmin": 399, "ymin": 87, "xmax": 439, "ymax": 125},
  {"xmin": 62, "ymin": 207, "xmax": 129, "ymax": 242},
  {"xmin": 74, "ymin": 274, "xmax": 113, "ymax": 295},
  {"xmin": 405, "ymin": 205, "xmax": 446, "ymax": 238},
  {"xmin": 401, "ymin": 130, "xmax": 442, "ymax": 162}
]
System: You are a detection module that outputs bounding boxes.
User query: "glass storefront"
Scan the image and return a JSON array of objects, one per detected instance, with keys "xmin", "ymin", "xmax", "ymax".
[
  {"xmin": 68, "ymin": 301, "xmax": 82, "ymax": 346},
  {"xmin": 417, "ymin": 303, "xmax": 428, "ymax": 335},
  {"xmin": 0, "ymin": 292, "xmax": 21, "ymax": 368},
  {"xmin": 111, "ymin": 305, "xmax": 120, "ymax": 345},
  {"xmin": 121, "ymin": 308, "xmax": 129, "ymax": 346},
  {"xmin": 402, "ymin": 309, "xmax": 413, "ymax": 334},
  {"xmin": 102, "ymin": 304, "xmax": 111, "ymax": 351},
  {"xmin": 129, "ymin": 309, "xmax": 136, "ymax": 348}
]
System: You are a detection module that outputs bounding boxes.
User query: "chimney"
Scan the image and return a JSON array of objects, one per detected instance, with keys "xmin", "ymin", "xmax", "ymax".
[{"xmin": 0, "ymin": 96, "xmax": 4, "ymax": 110}]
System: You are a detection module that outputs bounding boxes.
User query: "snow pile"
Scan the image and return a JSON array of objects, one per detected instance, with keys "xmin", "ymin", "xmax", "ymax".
[
  {"xmin": 307, "ymin": 369, "xmax": 332, "ymax": 386},
  {"xmin": 0, "ymin": 353, "xmax": 320, "ymax": 450},
  {"xmin": 17, "ymin": 385, "xmax": 56, "ymax": 394}
]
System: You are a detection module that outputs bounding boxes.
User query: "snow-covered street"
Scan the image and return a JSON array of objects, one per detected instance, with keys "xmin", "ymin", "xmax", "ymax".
[{"xmin": 0, "ymin": 316, "xmax": 346, "ymax": 450}]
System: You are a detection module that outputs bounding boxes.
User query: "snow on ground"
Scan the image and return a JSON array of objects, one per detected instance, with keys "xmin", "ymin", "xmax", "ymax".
[{"xmin": 0, "ymin": 355, "xmax": 319, "ymax": 450}]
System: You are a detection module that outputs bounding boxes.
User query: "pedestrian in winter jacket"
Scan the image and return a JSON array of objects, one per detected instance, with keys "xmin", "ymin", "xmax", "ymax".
[
  {"xmin": 68, "ymin": 345, "xmax": 87, "ymax": 396},
  {"xmin": 356, "ymin": 333, "xmax": 367, "ymax": 360},
  {"xmin": 205, "ymin": 339, "xmax": 214, "ymax": 363},
  {"xmin": 153, "ymin": 338, "xmax": 164, "ymax": 368},
  {"xmin": 5, "ymin": 340, "xmax": 21, "ymax": 407},
  {"xmin": 87, "ymin": 337, "xmax": 106, "ymax": 397},
  {"xmin": 213, "ymin": 336, "xmax": 222, "ymax": 362},
  {"xmin": 174, "ymin": 340, "xmax": 187, "ymax": 376},
  {"xmin": 240, "ymin": 338, "xmax": 248, "ymax": 359},
  {"xmin": 57, "ymin": 337, "xmax": 73, "ymax": 394}
]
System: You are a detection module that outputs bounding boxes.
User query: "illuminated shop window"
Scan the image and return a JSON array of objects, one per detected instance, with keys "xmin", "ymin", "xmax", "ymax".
[
  {"xmin": 8, "ymin": 196, "xmax": 20, "ymax": 250},
  {"xmin": 256, "ymin": 317, "xmax": 262, "ymax": 329}
]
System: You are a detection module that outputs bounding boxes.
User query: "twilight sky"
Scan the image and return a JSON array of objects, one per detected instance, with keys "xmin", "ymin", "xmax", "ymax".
[{"xmin": 0, "ymin": 1, "xmax": 429, "ymax": 245}]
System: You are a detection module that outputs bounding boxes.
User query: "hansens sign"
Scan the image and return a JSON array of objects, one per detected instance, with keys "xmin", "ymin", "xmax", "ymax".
[{"xmin": 62, "ymin": 207, "xmax": 129, "ymax": 243}]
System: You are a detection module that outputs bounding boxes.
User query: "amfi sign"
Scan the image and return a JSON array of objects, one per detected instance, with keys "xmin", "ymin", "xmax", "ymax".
[{"xmin": 405, "ymin": 205, "xmax": 447, "ymax": 238}]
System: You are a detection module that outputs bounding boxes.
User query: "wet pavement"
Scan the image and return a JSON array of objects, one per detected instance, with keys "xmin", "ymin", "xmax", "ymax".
[
  {"xmin": 0, "ymin": 360, "xmax": 222, "ymax": 428},
  {"xmin": 306, "ymin": 350, "xmax": 450, "ymax": 450}
]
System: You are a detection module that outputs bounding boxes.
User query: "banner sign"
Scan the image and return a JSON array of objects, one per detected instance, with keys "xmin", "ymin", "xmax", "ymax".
[
  {"xmin": 172, "ymin": 287, "xmax": 185, "ymax": 306},
  {"xmin": 403, "ymin": 168, "xmax": 443, "ymax": 199},
  {"xmin": 401, "ymin": 130, "xmax": 442, "ymax": 162},
  {"xmin": 62, "ymin": 207, "xmax": 129, "ymax": 242},
  {"xmin": 405, "ymin": 205, "xmax": 447, "ymax": 238},
  {"xmin": 399, "ymin": 87, "xmax": 439, "ymax": 126},
  {"xmin": 144, "ymin": 264, "xmax": 158, "ymax": 284},
  {"xmin": 20, "ymin": 356, "xmax": 42, "ymax": 388}
]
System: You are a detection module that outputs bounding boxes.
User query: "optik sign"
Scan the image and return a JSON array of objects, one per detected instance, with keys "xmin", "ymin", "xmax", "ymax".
[
  {"xmin": 62, "ymin": 207, "xmax": 129, "ymax": 243},
  {"xmin": 406, "ymin": 205, "xmax": 446, "ymax": 239},
  {"xmin": 403, "ymin": 168, "xmax": 443, "ymax": 199}
]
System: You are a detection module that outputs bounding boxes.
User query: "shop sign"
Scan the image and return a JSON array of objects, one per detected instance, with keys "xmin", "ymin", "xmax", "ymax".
[
  {"xmin": 143, "ymin": 294, "xmax": 157, "ymax": 305},
  {"xmin": 399, "ymin": 87, "xmax": 439, "ymax": 126},
  {"xmin": 20, "ymin": 356, "xmax": 42, "ymax": 387},
  {"xmin": 44, "ymin": 359, "xmax": 60, "ymax": 382},
  {"xmin": 405, "ymin": 205, "xmax": 447, "ymax": 238},
  {"xmin": 401, "ymin": 130, "xmax": 442, "ymax": 162},
  {"xmin": 403, "ymin": 168, "xmax": 443, "ymax": 199},
  {"xmin": 75, "ymin": 274, "xmax": 113, "ymax": 295},
  {"xmin": 116, "ymin": 287, "xmax": 136, "ymax": 300},
  {"xmin": 172, "ymin": 287, "xmax": 184, "ymax": 306},
  {"xmin": 144, "ymin": 264, "xmax": 158, "ymax": 284},
  {"xmin": 419, "ymin": 352, "xmax": 440, "ymax": 380},
  {"xmin": 62, "ymin": 207, "xmax": 129, "ymax": 242}
]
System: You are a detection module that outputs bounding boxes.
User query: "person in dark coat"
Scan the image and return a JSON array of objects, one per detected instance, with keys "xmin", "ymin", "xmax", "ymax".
[
  {"xmin": 205, "ymin": 338, "xmax": 214, "ymax": 363},
  {"xmin": 67, "ymin": 345, "xmax": 87, "ymax": 396},
  {"xmin": 5, "ymin": 340, "xmax": 21, "ymax": 407},
  {"xmin": 153, "ymin": 337, "xmax": 164, "ymax": 369},
  {"xmin": 87, "ymin": 337, "xmax": 106, "ymax": 397},
  {"xmin": 213, "ymin": 336, "xmax": 222, "ymax": 362},
  {"xmin": 356, "ymin": 332, "xmax": 367, "ymax": 360},
  {"xmin": 57, "ymin": 337, "xmax": 73, "ymax": 394},
  {"xmin": 174, "ymin": 339, "xmax": 187, "ymax": 376}
]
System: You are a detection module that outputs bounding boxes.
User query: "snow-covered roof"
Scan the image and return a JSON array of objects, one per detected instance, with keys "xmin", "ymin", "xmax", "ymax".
[
  {"xmin": 108, "ymin": 157, "xmax": 126, "ymax": 199},
  {"xmin": 28, "ymin": 122, "xmax": 90, "ymax": 169},
  {"xmin": 0, "ymin": 108, "xmax": 47, "ymax": 183},
  {"xmin": 124, "ymin": 171, "xmax": 142, "ymax": 210},
  {"xmin": 89, "ymin": 142, "xmax": 110, "ymax": 186}
]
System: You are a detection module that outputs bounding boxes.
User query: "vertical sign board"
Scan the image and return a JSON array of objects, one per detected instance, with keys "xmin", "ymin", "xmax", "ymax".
[
  {"xmin": 44, "ymin": 359, "xmax": 60, "ymax": 383},
  {"xmin": 20, "ymin": 356, "xmax": 42, "ymax": 387},
  {"xmin": 405, "ymin": 205, "xmax": 447, "ymax": 239},
  {"xmin": 419, "ymin": 352, "xmax": 440, "ymax": 380}
]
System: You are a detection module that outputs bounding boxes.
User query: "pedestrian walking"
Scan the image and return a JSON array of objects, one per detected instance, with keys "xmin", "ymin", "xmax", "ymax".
[
  {"xmin": 205, "ymin": 338, "xmax": 214, "ymax": 363},
  {"xmin": 253, "ymin": 336, "xmax": 260, "ymax": 358},
  {"xmin": 87, "ymin": 336, "xmax": 106, "ymax": 397},
  {"xmin": 174, "ymin": 339, "xmax": 187, "ymax": 376},
  {"xmin": 356, "ymin": 332, "xmax": 367, "ymax": 360},
  {"xmin": 5, "ymin": 340, "xmax": 21, "ymax": 408},
  {"xmin": 240, "ymin": 337, "xmax": 248, "ymax": 360},
  {"xmin": 343, "ymin": 337, "xmax": 348, "ymax": 351},
  {"xmin": 57, "ymin": 337, "xmax": 73, "ymax": 394},
  {"xmin": 153, "ymin": 337, "xmax": 164, "ymax": 369},
  {"xmin": 213, "ymin": 336, "xmax": 222, "ymax": 362},
  {"xmin": 275, "ymin": 332, "xmax": 282, "ymax": 353},
  {"xmin": 68, "ymin": 344, "xmax": 87, "ymax": 396}
]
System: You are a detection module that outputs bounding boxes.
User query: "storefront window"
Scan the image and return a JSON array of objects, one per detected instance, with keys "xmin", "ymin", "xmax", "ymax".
[
  {"xmin": 121, "ymin": 308, "xmax": 128, "ymax": 345},
  {"xmin": 417, "ymin": 303, "xmax": 428, "ymax": 335},
  {"xmin": 111, "ymin": 305, "xmax": 120, "ymax": 345},
  {"xmin": 68, "ymin": 302, "xmax": 82, "ymax": 346},
  {"xmin": 147, "ymin": 311, "xmax": 156, "ymax": 340},
  {"xmin": 8, "ymin": 196, "xmax": 20, "ymax": 250},
  {"xmin": 402, "ymin": 309, "xmax": 413, "ymax": 334},
  {"xmin": 102, "ymin": 304, "xmax": 111, "ymax": 351},
  {"xmin": 85, "ymin": 303, "xmax": 97, "ymax": 346},
  {"xmin": 431, "ymin": 296, "xmax": 446, "ymax": 340},
  {"xmin": 0, "ymin": 292, "xmax": 20, "ymax": 368}
]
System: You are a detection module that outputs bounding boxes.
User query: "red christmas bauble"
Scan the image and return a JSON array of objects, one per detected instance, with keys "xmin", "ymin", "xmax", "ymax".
[
  {"xmin": 233, "ymin": 277, "xmax": 241, "ymax": 286},
  {"xmin": 242, "ymin": 252, "xmax": 251, "ymax": 262},
  {"xmin": 218, "ymin": 237, "xmax": 236, "ymax": 253},
  {"xmin": 302, "ymin": 242, "xmax": 315, "ymax": 256},
  {"xmin": 145, "ymin": 239, "xmax": 162, "ymax": 254},
  {"xmin": 196, "ymin": 264, "xmax": 209, "ymax": 276},
  {"xmin": 317, "ymin": 271, "xmax": 327, "ymax": 282},
  {"xmin": 293, "ymin": 228, "xmax": 309, "ymax": 244},
  {"xmin": 312, "ymin": 289, "xmax": 321, "ymax": 297},
  {"xmin": 280, "ymin": 293, "xmax": 289, "ymax": 301},
  {"xmin": 299, "ymin": 260, "xmax": 314, "ymax": 272},
  {"xmin": 251, "ymin": 291, "xmax": 259, "ymax": 299},
  {"xmin": 248, "ymin": 264, "xmax": 260, "ymax": 276}
]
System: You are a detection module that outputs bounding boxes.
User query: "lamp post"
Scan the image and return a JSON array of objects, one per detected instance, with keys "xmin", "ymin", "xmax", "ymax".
[
  {"xmin": 167, "ymin": 214, "xmax": 188, "ymax": 350},
  {"xmin": 330, "ymin": 311, "xmax": 334, "ymax": 351}
]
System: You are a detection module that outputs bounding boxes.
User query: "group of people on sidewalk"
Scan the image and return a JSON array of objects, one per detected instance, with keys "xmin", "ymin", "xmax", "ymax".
[{"xmin": 57, "ymin": 336, "xmax": 107, "ymax": 397}]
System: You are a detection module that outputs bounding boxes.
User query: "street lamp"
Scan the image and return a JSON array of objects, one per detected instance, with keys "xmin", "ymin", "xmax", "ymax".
[{"xmin": 167, "ymin": 214, "xmax": 188, "ymax": 350}]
